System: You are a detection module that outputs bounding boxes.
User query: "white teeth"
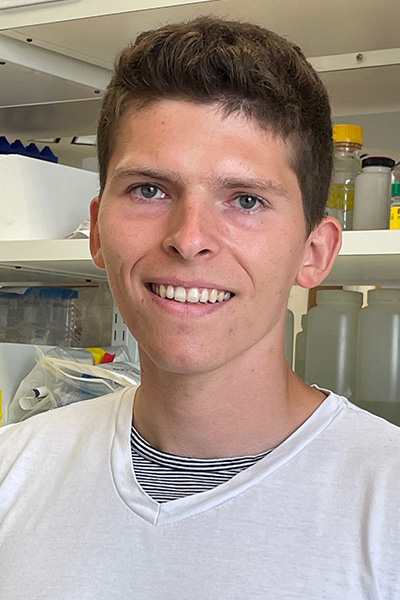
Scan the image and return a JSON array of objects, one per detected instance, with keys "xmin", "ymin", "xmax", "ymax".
[
  {"xmin": 199, "ymin": 289, "xmax": 209, "ymax": 303},
  {"xmin": 187, "ymin": 288, "xmax": 200, "ymax": 303},
  {"xmin": 174, "ymin": 286, "xmax": 186, "ymax": 303},
  {"xmin": 209, "ymin": 289, "xmax": 218, "ymax": 303},
  {"xmin": 150, "ymin": 283, "xmax": 232, "ymax": 304}
]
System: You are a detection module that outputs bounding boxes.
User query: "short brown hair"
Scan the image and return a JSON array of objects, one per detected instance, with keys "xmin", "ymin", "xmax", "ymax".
[{"xmin": 98, "ymin": 17, "xmax": 332, "ymax": 233}]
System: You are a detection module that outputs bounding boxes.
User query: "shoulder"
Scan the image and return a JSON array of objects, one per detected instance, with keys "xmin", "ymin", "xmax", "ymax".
[
  {"xmin": 0, "ymin": 387, "xmax": 135, "ymax": 460},
  {"xmin": 325, "ymin": 392, "xmax": 400, "ymax": 484},
  {"xmin": 334, "ymin": 394, "xmax": 400, "ymax": 446}
]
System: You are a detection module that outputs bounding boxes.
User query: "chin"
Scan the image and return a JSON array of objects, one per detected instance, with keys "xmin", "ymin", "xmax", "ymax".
[{"xmin": 140, "ymin": 343, "xmax": 229, "ymax": 376}]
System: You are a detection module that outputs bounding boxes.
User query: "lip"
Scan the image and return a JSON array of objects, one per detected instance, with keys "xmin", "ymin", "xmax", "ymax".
[
  {"xmin": 145, "ymin": 284, "xmax": 232, "ymax": 316},
  {"xmin": 144, "ymin": 277, "xmax": 234, "ymax": 294}
]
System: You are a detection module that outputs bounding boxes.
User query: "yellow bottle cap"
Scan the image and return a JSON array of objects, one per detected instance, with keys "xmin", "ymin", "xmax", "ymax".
[
  {"xmin": 86, "ymin": 347, "xmax": 106, "ymax": 365},
  {"xmin": 333, "ymin": 124, "xmax": 363, "ymax": 146}
]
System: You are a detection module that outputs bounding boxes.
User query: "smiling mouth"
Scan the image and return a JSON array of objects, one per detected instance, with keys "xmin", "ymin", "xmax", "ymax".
[{"xmin": 148, "ymin": 283, "xmax": 234, "ymax": 304}]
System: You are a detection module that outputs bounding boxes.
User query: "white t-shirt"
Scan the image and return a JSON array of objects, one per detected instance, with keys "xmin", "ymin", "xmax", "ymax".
[{"xmin": 1, "ymin": 387, "xmax": 400, "ymax": 599}]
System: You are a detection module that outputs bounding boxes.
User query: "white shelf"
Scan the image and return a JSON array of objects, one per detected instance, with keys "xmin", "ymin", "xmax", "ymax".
[
  {"xmin": 0, "ymin": 239, "xmax": 106, "ymax": 284},
  {"xmin": 0, "ymin": 231, "xmax": 399, "ymax": 286},
  {"xmin": 324, "ymin": 230, "xmax": 400, "ymax": 286},
  {"xmin": 0, "ymin": 0, "xmax": 212, "ymax": 28},
  {"xmin": 1, "ymin": 0, "xmax": 400, "ymax": 142}
]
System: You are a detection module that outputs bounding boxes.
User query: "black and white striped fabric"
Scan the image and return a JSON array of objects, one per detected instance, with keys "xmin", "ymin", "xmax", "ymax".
[{"xmin": 131, "ymin": 426, "xmax": 273, "ymax": 503}]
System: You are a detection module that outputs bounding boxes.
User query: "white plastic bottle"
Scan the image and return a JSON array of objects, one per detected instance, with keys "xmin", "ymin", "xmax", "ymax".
[
  {"xmin": 294, "ymin": 314, "xmax": 307, "ymax": 379},
  {"xmin": 353, "ymin": 156, "xmax": 395, "ymax": 230},
  {"xmin": 355, "ymin": 289, "xmax": 400, "ymax": 424},
  {"xmin": 284, "ymin": 309, "xmax": 294, "ymax": 367},
  {"xmin": 305, "ymin": 290, "xmax": 362, "ymax": 398}
]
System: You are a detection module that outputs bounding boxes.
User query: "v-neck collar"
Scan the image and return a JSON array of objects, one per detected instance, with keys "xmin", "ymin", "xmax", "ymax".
[{"xmin": 110, "ymin": 386, "xmax": 344, "ymax": 526}]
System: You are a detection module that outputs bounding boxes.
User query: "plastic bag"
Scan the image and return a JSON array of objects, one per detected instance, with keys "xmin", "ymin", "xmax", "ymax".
[{"xmin": 7, "ymin": 346, "xmax": 140, "ymax": 424}]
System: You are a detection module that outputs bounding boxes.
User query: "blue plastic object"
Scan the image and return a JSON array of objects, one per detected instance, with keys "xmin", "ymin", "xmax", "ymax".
[
  {"xmin": 10, "ymin": 139, "xmax": 26, "ymax": 155},
  {"xmin": 23, "ymin": 287, "xmax": 78, "ymax": 300},
  {"xmin": 25, "ymin": 143, "xmax": 42, "ymax": 160},
  {"xmin": 40, "ymin": 145, "xmax": 58, "ymax": 163},
  {"xmin": 0, "ymin": 137, "xmax": 58, "ymax": 162},
  {"xmin": 0, "ymin": 136, "xmax": 12, "ymax": 154}
]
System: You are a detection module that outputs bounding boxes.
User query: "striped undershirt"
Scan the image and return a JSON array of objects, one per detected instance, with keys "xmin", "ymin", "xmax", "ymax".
[{"xmin": 131, "ymin": 426, "xmax": 273, "ymax": 503}]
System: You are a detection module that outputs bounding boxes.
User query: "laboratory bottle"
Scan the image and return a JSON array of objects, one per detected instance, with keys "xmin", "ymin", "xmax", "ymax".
[
  {"xmin": 390, "ymin": 182, "xmax": 400, "ymax": 230},
  {"xmin": 294, "ymin": 313, "xmax": 307, "ymax": 380},
  {"xmin": 355, "ymin": 289, "xmax": 400, "ymax": 425},
  {"xmin": 326, "ymin": 124, "xmax": 363, "ymax": 230},
  {"xmin": 305, "ymin": 290, "xmax": 362, "ymax": 398},
  {"xmin": 284, "ymin": 309, "xmax": 294, "ymax": 367},
  {"xmin": 353, "ymin": 156, "xmax": 395, "ymax": 230}
]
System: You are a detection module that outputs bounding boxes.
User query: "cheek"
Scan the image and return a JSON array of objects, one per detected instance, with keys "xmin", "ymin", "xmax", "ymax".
[
  {"xmin": 252, "ymin": 236, "xmax": 305, "ymax": 291},
  {"xmin": 99, "ymin": 207, "xmax": 144, "ymax": 262}
]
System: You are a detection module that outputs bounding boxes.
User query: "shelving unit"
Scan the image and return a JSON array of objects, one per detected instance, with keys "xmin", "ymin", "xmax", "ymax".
[
  {"xmin": 0, "ymin": 1, "xmax": 399, "ymax": 318},
  {"xmin": 1, "ymin": 0, "xmax": 400, "ymax": 152},
  {"xmin": 0, "ymin": 239, "xmax": 105, "ymax": 284},
  {"xmin": 324, "ymin": 230, "xmax": 400, "ymax": 286},
  {"xmin": 0, "ymin": 230, "xmax": 399, "ymax": 287}
]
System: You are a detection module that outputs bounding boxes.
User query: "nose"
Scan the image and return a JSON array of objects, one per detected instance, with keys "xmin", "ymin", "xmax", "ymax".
[{"xmin": 162, "ymin": 193, "xmax": 220, "ymax": 261}]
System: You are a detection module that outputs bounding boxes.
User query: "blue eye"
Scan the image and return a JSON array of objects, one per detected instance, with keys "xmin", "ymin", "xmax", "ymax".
[
  {"xmin": 238, "ymin": 195, "xmax": 258, "ymax": 210},
  {"xmin": 139, "ymin": 184, "xmax": 161, "ymax": 198}
]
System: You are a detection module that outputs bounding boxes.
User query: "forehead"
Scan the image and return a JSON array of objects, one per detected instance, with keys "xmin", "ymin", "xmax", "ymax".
[{"xmin": 106, "ymin": 99, "xmax": 300, "ymax": 197}]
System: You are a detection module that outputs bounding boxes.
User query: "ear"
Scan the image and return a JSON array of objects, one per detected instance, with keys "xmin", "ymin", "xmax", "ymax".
[
  {"xmin": 89, "ymin": 196, "xmax": 106, "ymax": 270},
  {"xmin": 296, "ymin": 216, "xmax": 342, "ymax": 289}
]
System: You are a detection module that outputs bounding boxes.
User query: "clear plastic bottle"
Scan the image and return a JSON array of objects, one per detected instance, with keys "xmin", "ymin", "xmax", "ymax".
[
  {"xmin": 355, "ymin": 289, "xmax": 400, "ymax": 425},
  {"xmin": 284, "ymin": 309, "xmax": 294, "ymax": 367},
  {"xmin": 294, "ymin": 313, "xmax": 307, "ymax": 379},
  {"xmin": 353, "ymin": 156, "xmax": 395, "ymax": 230},
  {"xmin": 326, "ymin": 124, "xmax": 363, "ymax": 230},
  {"xmin": 305, "ymin": 290, "xmax": 363, "ymax": 398},
  {"xmin": 390, "ymin": 182, "xmax": 400, "ymax": 230}
]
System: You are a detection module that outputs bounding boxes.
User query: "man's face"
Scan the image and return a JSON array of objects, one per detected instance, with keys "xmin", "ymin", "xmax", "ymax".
[{"xmin": 91, "ymin": 100, "xmax": 311, "ymax": 374}]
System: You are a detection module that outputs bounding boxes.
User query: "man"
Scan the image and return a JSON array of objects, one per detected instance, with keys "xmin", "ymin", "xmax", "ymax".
[{"xmin": 1, "ymin": 17, "xmax": 399, "ymax": 599}]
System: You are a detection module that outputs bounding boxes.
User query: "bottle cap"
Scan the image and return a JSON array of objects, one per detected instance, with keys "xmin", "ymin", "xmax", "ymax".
[
  {"xmin": 392, "ymin": 182, "xmax": 400, "ymax": 196},
  {"xmin": 333, "ymin": 124, "xmax": 363, "ymax": 146},
  {"xmin": 361, "ymin": 156, "xmax": 395, "ymax": 169}
]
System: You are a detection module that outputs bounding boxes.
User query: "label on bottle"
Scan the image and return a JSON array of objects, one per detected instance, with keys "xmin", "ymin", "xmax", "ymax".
[
  {"xmin": 327, "ymin": 184, "xmax": 355, "ymax": 211},
  {"xmin": 390, "ymin": 205, "xmax": 400, "ymax": 230}
]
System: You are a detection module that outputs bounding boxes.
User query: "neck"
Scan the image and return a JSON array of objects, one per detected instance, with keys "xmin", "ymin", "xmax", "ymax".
[{"xmin": 132, "ymin": 339, "xmax": 326, "ymax": 459}]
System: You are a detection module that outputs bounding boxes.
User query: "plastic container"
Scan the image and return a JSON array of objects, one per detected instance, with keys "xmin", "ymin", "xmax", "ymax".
[
  {"xmin": 390, "ymin": 182, "xmax": 400, "ymax": 230},
  {"xmin": 353, "ymin": 156, "xmax": 395, "ymax": 230},
  {"xmin": 0, "ymin": 343, "xmax": 51, "ymax": 426},
  {"xmin": 0, "ymin": 155, "xmax": 98, "ymax": 240},
  {"xmin": 11, "ymin": 287, "xmax": 78, "ymax": 346},
  {"xmin": 284, "ymin": 309, "xmax": 294, "ymax": 367},
  {"xmin": 326, "ymin": 124, "xmax": 363, "ymax": 230},
  {"xmin": 41, "ymin": 288, "xmax": 78, "ymax": 345},
  {"xmin": 355, "ymin": 289, "xmax": 400, "ymax": 425},
  {"xmin": 294, "ymin": 313, "xmax": 307, "ymax": 379},
  {"xmin": 305, "ymin": 290, "xmax": 363, "ymax": 398},
  {"xmin": 0, "ymin": 292, "xmax": 19, "ymax": 341}
]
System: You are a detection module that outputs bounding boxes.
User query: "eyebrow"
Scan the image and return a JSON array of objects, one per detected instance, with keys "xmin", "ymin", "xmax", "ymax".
[
  {"xmin": 110, "ymin": 167, "xmax": 290, "ymax": 199},
  {"xmin": 111, "ymin": 167, "xmax": 186, "ymax": 187},
  {"xmin": 218, "ymin": 177, "xmax": 290, "ymax": 199}
]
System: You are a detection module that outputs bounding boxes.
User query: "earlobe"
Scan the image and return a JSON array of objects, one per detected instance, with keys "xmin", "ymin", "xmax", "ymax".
[
  {"xmin": 89, "ymin": 196, "xmax": 106, "ymax": 270},
  {"xmin": 296, "ymin": 217, "xmax": 342, "ymax": 289}
]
